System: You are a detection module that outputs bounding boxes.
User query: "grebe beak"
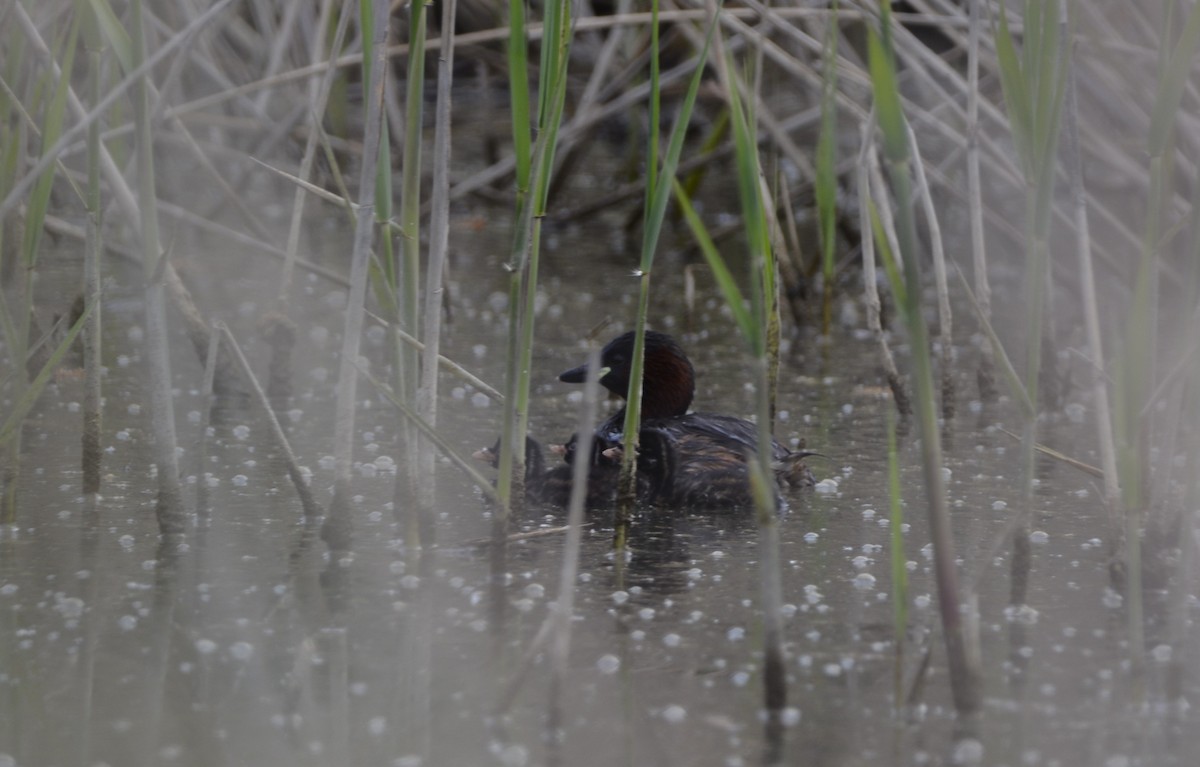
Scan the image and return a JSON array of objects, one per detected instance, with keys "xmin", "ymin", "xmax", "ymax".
[{"xmin": 558, "ymin": 364, "xmax": 611, "ymax": 383}]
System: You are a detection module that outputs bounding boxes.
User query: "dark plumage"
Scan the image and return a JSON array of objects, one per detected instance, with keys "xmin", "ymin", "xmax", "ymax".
[
  {"xmin": 559, "ymin": 330, "xmax": 816, "ymax": 508},
  {"xmin": 473, "ymin": 434, "xmax": 670, "ymax": 509}
]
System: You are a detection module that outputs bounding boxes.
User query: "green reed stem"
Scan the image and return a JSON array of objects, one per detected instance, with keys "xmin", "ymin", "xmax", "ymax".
[
  {"xmin": 615, "ymin": 10, "xmax": 717, "ymax": 521},
  {"xmin": 496, "ymin": 0, "xmax": 573, "ymax": 517},
  {"xmin": 815, "ymin": 0, "xmax": 838, "ymax": 334},
  {"xmin": 868, "ymin": 9, "xmax": 981, "ymax": 718}
]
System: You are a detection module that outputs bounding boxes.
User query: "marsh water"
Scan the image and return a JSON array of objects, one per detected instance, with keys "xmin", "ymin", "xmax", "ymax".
[
  {"xmin": 5, "ymin": 202, "xmax": 1196, "ymax": 767},
  {"xmin": 7, "ymin": 56, "xmax": 1200, "ymax": 764}
]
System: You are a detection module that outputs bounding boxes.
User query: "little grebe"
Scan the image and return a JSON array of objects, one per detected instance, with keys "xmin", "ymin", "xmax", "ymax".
[{"xmin": 559, "ymin": 330, "xmax": 815, "ymax": 507}]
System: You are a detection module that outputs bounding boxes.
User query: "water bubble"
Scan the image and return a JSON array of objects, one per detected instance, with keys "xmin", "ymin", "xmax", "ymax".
[
  {"xmin": 232, "ymin": 425, "xmax": 250, "ymax": 440},
  {"xmin": 230, "ymin": 642, "xmax": 254, "ymax": 660},
  {"xmin": 611, "ymin": 590, "xmax": 629, "ymax": 605},
  {"xmin": 952, "ymin": 738, "xmax": 984, "ymax": 765},
  {"xmin": 127, "ymin": 404, "xmax": 141, "ymax": 416},
  {"xmin": 374, "ymin": 456, "xmax": 396, "ymax": 472},
  {"xmin": 359, "ymin": 463, "xmax": 377, "ymax": 478},
  {"xmin": 731, "ymin": 671, "xmax": 750, "ymax": 687},
  {"xmin": 287, "ymin": 409, "xmax": 304, "ymax": 423},
  {"xmin": 596, "ymin": 654, "xmax": 620, "ymax": 674},
  {"xmin": 803, "ymin": 532, "xmax": 819, "ymax": 543},
  {"xmin": 118, "ymin": 615, "xmax": 137, "ymax": 631},
  {"xmin": 1029, "ymin": 530, "xmax": 1049, "ymax": 544},
  {"xmin": 117, "ymin": 355, "xmax": 131, "ymax": 367},
  {"xmin": 54, "ymin": 595, "xmax": 84, "ymax": 619},
  {"xmin": 726, "ymin": 627, "xmax": 745, "ymax": 642},
  {"xmin": 663, "ymin": 633, "xmax": 681, "ymax": 647},
  {"xmin": 1151, "ymin": 644, "xmax": 1173, "ymax": 663},
  {"xmin": 232, "ymin": 475, "xmax": 249, "ymax": 487},
  {"xmin": 118, "ymin": 535, "xmax": 135, "ymax": 549},
  {"xmin": 67, "ymin": 401, "xmax": 81, "ymax": 413},
  {"xmin": 368, "ymin": 717, "xmax": 387, "ymax": 735},
  {"xmin": 471, "ymin": 393, "xmax": 490, "ymax": 408},
  {"xmin": 116, "ymin": 430, "xmax": 131, "ymax": 441},
  {"xmin": 992, "ymin": 500, "xmax": 1008, "ymax": 511},
  {"xmin": 318, "ymin": 455, "xmax": 336, "ymax": 471},
  {"xmin": 661, "ymin": 705, "xmax": 686, "ymax": 723},
  {"xmin": 815, "ymin": 479, "xmax": 838, "ymax": 495},
  {"xmin": 852, "ymin": 573, "xmax": 876, "ymax": 590}
]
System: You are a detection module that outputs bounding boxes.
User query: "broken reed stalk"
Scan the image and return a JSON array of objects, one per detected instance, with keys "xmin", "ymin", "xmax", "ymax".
[
  {"xmin": 131, "ymin": 0, "xmax": 185, "ymax": 538},
  {"xmin": 859, "ymin": 126, "xmax": 911, "ymax": 416},
  {"xmin": 326, "ymin": 0, "xmax": 390, "ymax": 554},
  {"xmin": 867, "ymin": 10, "xmax": 981, "ymax": 717},
  {"xmin": 81, "ymin": 9, "xmax": 103, "ymax": 500},
  {"xmin": 907, "ymin": 124, "xmax": 955, "ymax": 419},
  {"xmin": 216, "ymin": 323, "xmax": 323, "ymax": 521},
  {"xmin": 415, "ymin": 0, "xmax": 459, "ymax": 547},
  {"xmin": 966, "ymin": 0, "xmax": 998, "ymax": 402}
]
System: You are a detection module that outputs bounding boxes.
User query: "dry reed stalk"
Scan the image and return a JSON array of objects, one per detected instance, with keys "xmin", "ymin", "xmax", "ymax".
[
  {"xmin": 1059, "ymin": 8, "xmax": 1120, "ymax": 515},
  {"xmin": 325, "ymin": 0, "xmax": 391, "ymax": 554},
  {"xmin": 131, "ymin": 0, "xmax": 185, "ymax": 537},
  {"xmin": 416, "ymin": 0, "xmax": 460, "ymax": 541},
  {"xmin": 966, "ymin": 0, "xmax": 997, "ymax": 402},
  {"xmin": 81, "ymin": 11, "xmax": 103, "ymax": 499}
]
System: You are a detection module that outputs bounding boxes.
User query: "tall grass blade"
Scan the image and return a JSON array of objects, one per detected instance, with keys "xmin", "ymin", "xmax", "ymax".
[
  {"xmin": 816, "ymin": 0, "xmax": 839, "ymax": 333},
  {"xmin": 617, "ymin": 11, "xmax": 718, "ymax": 515}
]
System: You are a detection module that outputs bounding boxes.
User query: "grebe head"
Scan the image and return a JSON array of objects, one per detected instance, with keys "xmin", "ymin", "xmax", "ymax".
[{"xmin": 558, "ymin": 330, "xmax": 695, "ymax": 419}]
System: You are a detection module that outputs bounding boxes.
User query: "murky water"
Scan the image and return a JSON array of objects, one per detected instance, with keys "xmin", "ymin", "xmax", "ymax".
[{"xmin": 3, "ymin": 190, "xmax": 1199, "ymax": 767}]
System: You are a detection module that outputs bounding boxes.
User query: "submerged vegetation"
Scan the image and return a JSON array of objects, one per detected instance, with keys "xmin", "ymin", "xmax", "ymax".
[{"xmin": 3, "ymin": 0, "xmax": 1200, "ymax": 764}]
